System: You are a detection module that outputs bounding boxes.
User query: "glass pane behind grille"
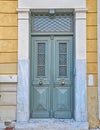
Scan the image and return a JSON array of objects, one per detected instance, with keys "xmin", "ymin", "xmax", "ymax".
[
  {"xmin": 38, "ymin": 43, "xmax": 45, "ymax": 53},
  {"xmin": 59, "ymin": 66, "xmax": 67, "ymax": 76},
  {"xmin": 59, "ymin": 43, "xmax": 67, "ymax": 76},
  {"xmin": 37, "ymin": 66, "xmax": 45, "ymax": 76},
  {"xmin": 38, "ymin": 54, "xmax": 45, "ymax": 65},
  {"xmin": 59, "ymin": 43, "xmax": 67, "ymax": 53},
  {"xmin": 37, "ymin": 43, "xmax": 45, "ymax": 76},
  {"xmin": 59, "ymin": 54, "xmax": 67, "ymax": 65},
  {"xmin": 32, "ymin": 14, "xmax": 73, "ymax": 33}
]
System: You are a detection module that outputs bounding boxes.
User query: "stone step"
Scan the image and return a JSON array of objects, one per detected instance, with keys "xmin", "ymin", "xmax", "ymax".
[
  {"xmin": 15, "ymin": 127, "xmax": 76, "ymax": 130},
  {"xmin": 15, "ymin": 128, "xmax": 89, "ymax": 130},
  {"xmin": 14, "ymin": 119, "xmax": 88, "ymax": 130},
  {"xmin": 15, "ymin": 125, "xmax": 76, "ymax": 130},
  {"xmin": 15, "ymin": 128, "xmax": 82, "ymax": 130}
]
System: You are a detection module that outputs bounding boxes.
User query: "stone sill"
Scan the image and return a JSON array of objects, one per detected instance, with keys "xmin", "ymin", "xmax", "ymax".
[{"xmin": 0, "ymin": 75, "xmax": 17, "ymax": 83}]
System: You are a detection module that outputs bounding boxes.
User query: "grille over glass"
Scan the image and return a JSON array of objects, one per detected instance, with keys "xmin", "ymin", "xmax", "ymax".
[
  {"xmin": 59, "ymin": 43, "xmax": 67, "ymax": 76},
  {"xmin": 31, "ymin": 14, "xmax": 73, "ymax": 33},
  {"xmin": 37, "ymin": 43, "xmax": 45, "ymax": 76}
]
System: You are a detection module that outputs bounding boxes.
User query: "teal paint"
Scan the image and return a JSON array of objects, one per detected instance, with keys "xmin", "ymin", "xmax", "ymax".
[{"xmin": 30, "ymin": 36, "xmax": 73, "ymax": 119}]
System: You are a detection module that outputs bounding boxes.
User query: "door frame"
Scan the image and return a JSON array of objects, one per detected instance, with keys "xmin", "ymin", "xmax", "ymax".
[{"xmin": 17, "ymin": 9, "xmax": 88, "ymax": 124}]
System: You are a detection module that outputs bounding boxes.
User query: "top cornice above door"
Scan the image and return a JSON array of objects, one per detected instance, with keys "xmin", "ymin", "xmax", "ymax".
[{"xmin": 18, "ymin": 0, "xmax": 86, "ymax": 9}]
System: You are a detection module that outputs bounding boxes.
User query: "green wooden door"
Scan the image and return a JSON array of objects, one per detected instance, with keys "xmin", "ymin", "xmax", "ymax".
[{"xmin": 31, "ymin": 36, "xmax": 73, "ymax": 118}]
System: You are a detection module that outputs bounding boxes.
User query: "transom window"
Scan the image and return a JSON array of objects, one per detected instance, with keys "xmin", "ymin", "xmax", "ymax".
[{"xmin": 31, "ymin": 13, "xmax": 73, "ymax": 33}]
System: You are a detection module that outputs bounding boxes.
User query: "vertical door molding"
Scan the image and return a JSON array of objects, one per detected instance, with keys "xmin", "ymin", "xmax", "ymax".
[
  {"xmin": 17, "ymin": 8, "xmax": 30, "ymax": 122},
  {"xmin": 98, "ymin": 0, "xmax": 100, "ymax": 120},
  {"xmin": 74, "ymin": 8, "xmax": 88, "ymax": 122}
]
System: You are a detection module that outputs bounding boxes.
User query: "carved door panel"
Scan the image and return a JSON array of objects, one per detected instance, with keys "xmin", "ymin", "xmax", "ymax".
[
  {"xmin": 31, "ymin": 37, "xmax": 50, "ymax": 118},
  {"xmin": 53, "ymin": 37, "xmax": 73, "ymax": 118}
]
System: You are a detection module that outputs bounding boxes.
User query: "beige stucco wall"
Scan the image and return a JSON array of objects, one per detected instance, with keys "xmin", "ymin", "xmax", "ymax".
[
  {"xmin": 0, "ymin": 0, "xmax": 18, "ymax": 74},
  {"xmin": 86, "ymin": 0, "xmax": 99, "ymax": 128},
  {"xmin": 0, "ymin": 0, "xmax": 18, "ymax": 121}
]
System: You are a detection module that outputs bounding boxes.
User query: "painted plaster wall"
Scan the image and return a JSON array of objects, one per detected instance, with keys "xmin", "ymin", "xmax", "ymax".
[
  {"xmin": 0, "ymin": 0, "xmax": 18, "ymax": 121},
  {"xmin": 86, "ymin": 0, "xmax": 99, "ymax": 128}
]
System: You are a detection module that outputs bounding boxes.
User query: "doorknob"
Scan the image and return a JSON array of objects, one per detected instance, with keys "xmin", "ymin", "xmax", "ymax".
[
  {"xmin": 61, "ymin": 81, "xmax": 65, "ymax": 85},
  {"xmin": 39, "ymin": 81, "xmax": 43, "ymax": 85}
]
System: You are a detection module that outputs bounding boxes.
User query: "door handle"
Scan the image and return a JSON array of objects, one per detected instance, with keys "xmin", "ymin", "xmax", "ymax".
[
  {"xmin": 39, "ymin": 81, "xmax": 43, "ymax": 85},
  {"xmin": 61, "ymin": 81, "xmax": 65, "ymax": 85}
]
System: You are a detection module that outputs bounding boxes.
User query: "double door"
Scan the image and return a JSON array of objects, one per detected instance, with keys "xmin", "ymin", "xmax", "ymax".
[{"xmin": 30, "ymin": 36, "xmax": 73, "ymax": 118}]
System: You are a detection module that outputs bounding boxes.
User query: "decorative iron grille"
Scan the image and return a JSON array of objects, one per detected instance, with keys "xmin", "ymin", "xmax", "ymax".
[
  {"xmin": 31, "ymin": 14, "xmax": 73, "ymax": 33},
  {"xmin": 59, "ymin": 43, "xmax": 67, "ymax": 76},
  {"xmin": 37, "ymin": 43, "xmax": 46, "ymax": 76}
]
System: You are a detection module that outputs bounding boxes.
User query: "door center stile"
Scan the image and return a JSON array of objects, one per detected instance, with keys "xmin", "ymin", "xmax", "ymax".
[{"xmin": 50, "ymin": 35, "xmax": 55, "ymax": 118}]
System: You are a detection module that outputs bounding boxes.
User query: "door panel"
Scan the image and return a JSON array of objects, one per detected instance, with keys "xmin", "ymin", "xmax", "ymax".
[
  {"xmin": 31, "ymin": 36, "xmax": 73, "ymax": 118},
  {"xmin": 54, "ymin": 37, "xmax": 72, "ymax": 83},
  {"xmin": 53, "ymin": 87, "xmax": 72, "ymax": 118},
  {"xmin": 31, "ymin": 86, "xmax": 50, "ymax": 118},
  {"xmin": 53, "ymin": 37, "xmax": 72, "ymax": 118},
  {"xmin": 32, "ymin": 37, "xmax": 50, "ymax": 83},
  {"xmin": 31, "ymin": 37, "xmax": 50, "ymax": 118}
]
